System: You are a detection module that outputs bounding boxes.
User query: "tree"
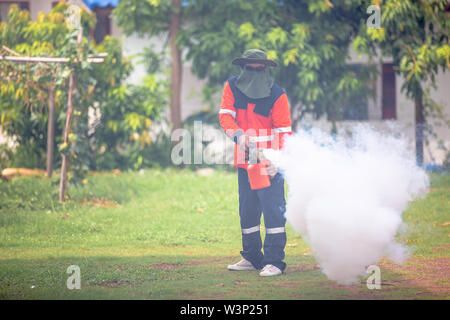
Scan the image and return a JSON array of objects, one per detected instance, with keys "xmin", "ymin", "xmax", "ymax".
[
  {"xmin": 181, "ymin": 0, "xmax": 376, "ymax": 133},
  {"xmin": 90, "ymin": 38, "xmax": 168, "ymax": 170},
  {"xmin": 354, "ymin": 0, "xmax": 450, "ymax": 166},
  {"xmin": 0, "ymin": 4, "xmax": 76, "ymax": 173},
  {"xmin": 113, "ymin": 0, "xmax": 382, "ymax": 136},
  {"xmin": 0, "ymin": 3, "xmax": 99, "ymax": 176},
  {"xmin": 1, "ymin": 3, "xmax": 166, "ymax": 196},
  {"xmin": 113, "ymin": 0, "xmax": 184, "ymax": 132}
]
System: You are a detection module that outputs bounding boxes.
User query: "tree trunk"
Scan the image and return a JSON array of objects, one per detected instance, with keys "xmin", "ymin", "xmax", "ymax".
[
  {"xmin": 59, "ymin": 71, "xmax": 75, "ymax": 201},
  {"xmin": 46, "ymin": 87, "xmax": 55, "ymax": 178},
  {"xmin": 415, "ymin": 89, "xmax": 425, "ymax": 167},
  {"xmin": 328, "ymin": 103, "xmax": 338, "ymax": 137},
  {"xmin": 59, "ymin": 28, "xmax": 82, "ymax": 201},
  {"xmin": 169, "ymin": 0, "xmax": 182, "ymax": 132}
]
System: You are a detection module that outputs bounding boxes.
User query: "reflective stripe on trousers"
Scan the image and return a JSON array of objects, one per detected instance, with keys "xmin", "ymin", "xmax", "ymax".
[{"xmin": 241, "ymin": 226, "xmax": 286, "ymax": 235}]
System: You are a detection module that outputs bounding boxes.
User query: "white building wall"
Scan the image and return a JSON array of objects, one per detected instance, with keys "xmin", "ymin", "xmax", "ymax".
[{"xmin": 29, "ymin": 0, "xmax": 52, "ymax": 19}]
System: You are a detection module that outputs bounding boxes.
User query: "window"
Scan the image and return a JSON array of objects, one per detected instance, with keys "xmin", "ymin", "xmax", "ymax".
[
  {"xmin": 93, "ymin": 6, "xmax": 113, "ymax": 43},
  {"xmin": 382, "ymin": 63, "xmax": 396, "ymax": 120},
  {"xmin": 0, "ymin": 1, "xmax": 29, "ymax": 22}
]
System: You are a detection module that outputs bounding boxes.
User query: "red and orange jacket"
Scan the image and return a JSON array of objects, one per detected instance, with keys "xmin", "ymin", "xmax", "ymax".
[{"xmin": 219, "ymin": 76, "xmax": 292, "ymax": 169}]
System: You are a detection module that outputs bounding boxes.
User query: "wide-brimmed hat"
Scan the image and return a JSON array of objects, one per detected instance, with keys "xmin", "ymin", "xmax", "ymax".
[{"xmin": 232, "ymin": 49, "xmax": 277, "ymax": 67}]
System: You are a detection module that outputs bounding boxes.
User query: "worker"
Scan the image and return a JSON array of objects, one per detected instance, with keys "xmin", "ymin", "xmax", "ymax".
[{"xmin": 219, "ymin": 49, "xmax": 292, "ymax": 276}]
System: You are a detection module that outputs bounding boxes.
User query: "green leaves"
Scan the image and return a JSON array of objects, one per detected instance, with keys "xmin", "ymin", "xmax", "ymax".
[
  {"xmin": 300, "ymin": 51, "xmax": 322, "ymax": 69},
  {"xmin": 308, "ymin": 0, "xmax": 333, "ymax": 16},
  {"xmin": 291, "ymin": 23, "xmax": 310, "ymax": 43},
  {"xmin": 0, "ymin": 2, "xmax": 167, "ymax": 177},
  {"xmin": 266, "ymin": 50, "xmax": 278, "ymax": 62},
  {"xmin": 367, "ymin": 27, "xmax": 385, "ymax": 42},
  {"xmin": 267, "ymin": 27, "xmax": 288, "ymax": 46},
  {"xmin": 125, "ymin": 112, "xmax": 144, "ymax": 131},
  {"xmin": 436, "ymin": 44, "xmax": 450, "ymax": 68},
  {"xmin": 337, "ymin": 74, "xmax": 360, "ymax": 92},
  {"xmin": 282, "ymin": 48, "xmax": 300, "ymax": 66},
  {"xmin": 113, "ymin": 0, "xmax": 172, "ymax": 37},
  {"xmin": 238, "ymin": 22, "xmax": 257, "ymax": 41},
  {"xmin": 298, "ymin": 70, "xmax": 317, "ymax": 87},
  {"xmin": 146, "ymin": 0, "xmax": 161, "ymax": 6}
]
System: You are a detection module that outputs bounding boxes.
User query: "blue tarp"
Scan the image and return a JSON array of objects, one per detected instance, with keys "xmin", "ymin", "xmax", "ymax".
[{"xmin": 82, "ymin": 0, "xmax": 119, "ymax": 10}]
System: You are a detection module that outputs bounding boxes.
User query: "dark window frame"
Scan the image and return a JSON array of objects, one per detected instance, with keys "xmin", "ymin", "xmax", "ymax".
[
  {"xmin": 93, "ymin": 5, "xmax": 113, "ymax": 44},
  {"xmin": 381, "ymin": 63, "xmax": 397, "ymax": 120}
]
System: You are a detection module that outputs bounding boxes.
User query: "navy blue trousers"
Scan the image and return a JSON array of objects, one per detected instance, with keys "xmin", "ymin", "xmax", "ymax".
[{"xmin": 237, "ymin": 167, "xmax": 287, "ymax": 272}]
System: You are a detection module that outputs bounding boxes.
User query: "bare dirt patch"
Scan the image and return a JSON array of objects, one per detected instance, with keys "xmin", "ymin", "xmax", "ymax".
[
  {"xmin": 90, "ymin": 279, "xmax": 132, "ymax": 288},
  {"xmin": 379, "ymin": 256, "xmax": 450, "ymax": 297},
  {"xmin": 1, "ymin": 168, "xmax": 46, "ymax": 180},
  {"xmin": 287, "ymin": 264, "xmax": 321, "ymax": 273},
  {"xmin": 186, "ymin": 257, "xmax": 234, "ymax": 266},
  {"xmin": 149, "ymin": 263, "xmax": 183, "ymax": 270},
  {"xmin": 88, "ymin": 169, "xmax": 121, "ymax": 176},
  {"xmin": 149, "ymin": 257, "xmax": 234, "ymax": 270},
  {"xmin": 429, "ymin": 188, "xmax": 450, "ymax": 192},
  {"xmin": 81, "ymin": 197, "xmax": 120, "ymax": 208},
  {"xmin": 433, "ymin": 244, "xmax": 450, "ymax": 252}
]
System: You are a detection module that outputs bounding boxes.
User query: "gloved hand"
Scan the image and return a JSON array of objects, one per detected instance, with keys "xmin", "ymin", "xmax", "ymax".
[
  {"xmin": 252, "ymin": 147, "xmax": 278, "ymax": 177},
  {"xmin": 237, "ymin": 134, "xmax": 250, "ymax": 153},
  {"xmin": 265, "ymin": 160, "xmax": 278, "ymax": 177},
  {"xmin": 241, "ymin": 139, "xmax": 278, "ymax": 177}
]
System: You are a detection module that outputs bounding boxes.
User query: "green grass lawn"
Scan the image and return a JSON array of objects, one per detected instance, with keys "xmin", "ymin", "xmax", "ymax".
[{"xmin": 0, "ymin": 168, "xmax": 448, "ymax": 299}]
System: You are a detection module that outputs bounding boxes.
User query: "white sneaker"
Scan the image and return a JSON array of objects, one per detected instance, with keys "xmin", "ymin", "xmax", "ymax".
[
  {"xmin": 227, "ymin": 258, "xmax": 257, "ymax": 271},
  {"xmin": 259, "ymin": 264, "xmax": 283, "ymax": 277}
]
